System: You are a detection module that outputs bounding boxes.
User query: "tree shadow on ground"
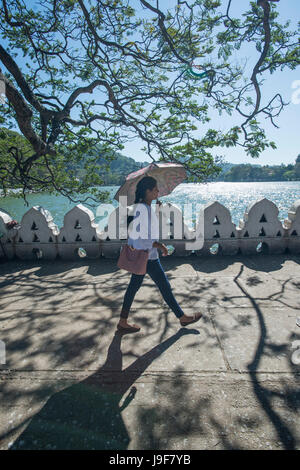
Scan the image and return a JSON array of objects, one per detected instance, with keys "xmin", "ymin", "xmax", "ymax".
[
  {"xmin": 134, "ymin": 372, "xmax": 245, "ymax": 450},
  {"xmin": 1, "ymin": 255, "xmax": 300, "ymax": 449},
  {"xmin": 0, "ymin": 257, "xmax": 165, "ymax": 317},
  {"xmin": 190, "ymin": 252, "xmax": 300, "ymax": 276},
  {"xmin": 131, "ymin": 262, "xmax": 300, "ymax": 450},
  {"xmin": 234, "ymin": 264, "xmax": 300, "ymax": 450},
  {"xmin": 8, "ymin": 328, "xmax": 199, "ymax": 450}
]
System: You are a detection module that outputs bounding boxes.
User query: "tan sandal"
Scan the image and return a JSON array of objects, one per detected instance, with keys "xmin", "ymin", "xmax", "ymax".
[
  {"xmin": 117, "ymin": 323, "xmax": 141, "ymax": 333},
  {"xmin": 180, "ymin": 313, "xmax": 202, "ymax": 327}
]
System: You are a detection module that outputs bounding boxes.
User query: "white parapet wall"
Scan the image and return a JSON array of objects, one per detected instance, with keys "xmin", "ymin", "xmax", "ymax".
[
  {"xmin": 15, "ymin": 206, "xmax": 59, "ymax": 260},
  {"xmin": 0, "ymin": 198, "xmax": 299, "ymax": 261},
  {"xmin": 57, "ymin": 204, "xmax": 102, "ymax": 260}
]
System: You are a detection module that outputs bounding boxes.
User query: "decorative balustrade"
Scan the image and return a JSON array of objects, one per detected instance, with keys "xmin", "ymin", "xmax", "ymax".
[{"xmin": 0, "ymin": 198, "xmax": 299, "ymax": 261}]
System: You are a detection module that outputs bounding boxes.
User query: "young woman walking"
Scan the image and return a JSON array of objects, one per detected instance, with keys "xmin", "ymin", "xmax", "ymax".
[{"xmin": 117, "ymin": 176, "xmax": 202, "ymax": 333}]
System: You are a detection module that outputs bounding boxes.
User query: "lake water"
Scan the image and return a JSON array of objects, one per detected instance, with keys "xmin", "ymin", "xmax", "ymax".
[{"xmin": 0, "ymin": 181, "xmax": 300, "ymax": 231}]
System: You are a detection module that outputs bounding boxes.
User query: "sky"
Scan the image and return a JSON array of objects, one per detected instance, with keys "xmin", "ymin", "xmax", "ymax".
[
  {"xmin": 124, "ymin": 0, "xmax": 300, "ymax": 166},
  {"xmin": 1, "ymin": 0, "xmax": 299, "ymax": 167}
]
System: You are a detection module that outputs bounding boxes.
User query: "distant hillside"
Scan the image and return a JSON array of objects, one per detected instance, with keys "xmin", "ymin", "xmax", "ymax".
[
  {"xmin": 210, "ymin": 162, "xmax": 237, "ymax": 180},
  {"xmin": 70, "ymin": 152, "xmax": 300, "ymax": 184},
  {"xmin": 1, "ymin": 127, "xmax": 299, "ymax": 186},
  {"xmin": 209, "ymin": 161, "xmax": 261, "ymax": 181},
  {"xmin": 69, "ymin": 146, "xmax": 150, "ymax": 185},
  {"xmin": 220, "ymin": 159, "xmax": 300, "ymax": 182}
]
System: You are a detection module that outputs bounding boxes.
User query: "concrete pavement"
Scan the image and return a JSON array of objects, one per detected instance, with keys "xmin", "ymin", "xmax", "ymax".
[{"xmin": 0, "ymin": 253, "xmax": 299, "ymax": 449}]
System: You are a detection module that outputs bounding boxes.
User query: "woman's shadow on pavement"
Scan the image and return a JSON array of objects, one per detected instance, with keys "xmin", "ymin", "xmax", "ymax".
[{"xmin": 11, "ymin": 327, "xmax": 199, "ymax": 450}]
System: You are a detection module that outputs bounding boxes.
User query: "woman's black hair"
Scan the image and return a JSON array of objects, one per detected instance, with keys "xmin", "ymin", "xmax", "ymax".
[
  {"xmin": 133, "ymin": 176, "xmax": 157, "ymax": 204},
  {"xmin": 127, "ymin": 176, "xmax": 157, "ymax": 229}
]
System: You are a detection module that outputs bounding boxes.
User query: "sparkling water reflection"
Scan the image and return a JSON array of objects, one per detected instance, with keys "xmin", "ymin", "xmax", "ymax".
[{"xmin": 0, "ymin": 182, "xmax": 299, "ymax": 231}]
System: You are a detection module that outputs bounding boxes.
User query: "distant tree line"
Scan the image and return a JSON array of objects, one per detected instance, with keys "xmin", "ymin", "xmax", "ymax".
[
  {"xmin": 1, "ymin": 128, "xmax": 299, "ymax": 190},
  {"xmin": 219, "ymin": 155, "xmax": 300, "ymax": 182}
]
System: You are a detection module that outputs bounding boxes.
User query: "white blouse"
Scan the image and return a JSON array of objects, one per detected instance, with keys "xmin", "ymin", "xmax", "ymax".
[{"xmin": 127, "ymin": 202, "xmax": 159, "ymax": 260}]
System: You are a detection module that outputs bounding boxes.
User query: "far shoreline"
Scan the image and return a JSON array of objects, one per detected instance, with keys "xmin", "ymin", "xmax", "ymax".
[{"xmin": 1, "ymin": 179, "xmax": 300, "ymax": 198}]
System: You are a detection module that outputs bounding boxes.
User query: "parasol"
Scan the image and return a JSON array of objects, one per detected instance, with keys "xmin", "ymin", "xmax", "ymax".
[{"xmin": 113, "ymin": 162, "xmax": 186, "ymax": 206}]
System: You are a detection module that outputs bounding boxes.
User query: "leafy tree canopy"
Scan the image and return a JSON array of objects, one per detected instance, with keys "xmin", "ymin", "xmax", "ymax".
[
  {"xmin": 0, "ymin": 127, "xmax": 150, "ymax": 192},
  {"xmin": 0, "ymin": 0, "xmax": 299, "ymax": 205}
]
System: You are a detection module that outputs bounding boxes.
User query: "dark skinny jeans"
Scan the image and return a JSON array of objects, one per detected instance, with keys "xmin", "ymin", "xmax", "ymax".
[{"xmin": 120, "ymin": 258, "xmax": 185, "ymax": 319}]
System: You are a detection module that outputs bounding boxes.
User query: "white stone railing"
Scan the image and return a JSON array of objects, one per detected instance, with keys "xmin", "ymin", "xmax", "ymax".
[{"xmin": 0, "ymin": 198, "xmax": 299, "ymax": 260}]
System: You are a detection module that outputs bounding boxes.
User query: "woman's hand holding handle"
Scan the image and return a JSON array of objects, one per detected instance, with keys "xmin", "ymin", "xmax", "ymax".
[
  {"xmin": 153, "ymin": 241, "xmax": 168, "ymax": 256},
  {"xmin": 161, "ymin": 244, "xmax": 168, "ymax": 256}
]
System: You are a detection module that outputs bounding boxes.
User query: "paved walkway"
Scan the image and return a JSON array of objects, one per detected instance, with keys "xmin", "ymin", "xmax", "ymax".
[{"xmin": 0, "ymin": 253, "xmax": 299, "ymax": 450}]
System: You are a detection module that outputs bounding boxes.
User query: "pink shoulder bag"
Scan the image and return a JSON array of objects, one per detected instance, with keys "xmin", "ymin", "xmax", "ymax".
[{"xmin": 117, "ymin": 244, "xmax": 149, "ymax": 275}]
